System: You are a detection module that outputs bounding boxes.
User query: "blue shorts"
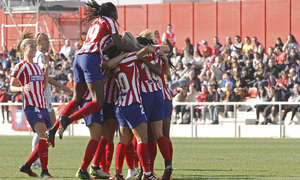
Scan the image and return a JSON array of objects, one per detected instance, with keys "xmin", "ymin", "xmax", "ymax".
[
  {"xmin": 115, "ymin": 103, "xmax": 147, "ymax": 129},
  {"xmin": 141, "ymin": 90, "xmax": 164, "ymax": 122},
  {"xmin": 103, "ymin": 103, "xmax": 116, "ymax": 120},
  {"xmin": 24, "ymin": 105, "xmax": 52, "ymax": 132},
  {"xmin": 73, "ymin": 52, "xmax": 103, "ymax": 83},
  {"xmin": 164, "ymin": 99, "xmax": 173, "ymax": 119},
  {"xmin": 80, "ymin": 99, "xmax": 104, "ymax": 126}
]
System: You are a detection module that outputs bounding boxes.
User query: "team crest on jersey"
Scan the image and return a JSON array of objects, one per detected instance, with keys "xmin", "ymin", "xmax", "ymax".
[
  {"xmin": 38, "ymin": 114, "xmax": 43, "ymax": 119},
  {"xmin": 13, "ymin": 65, "xmax": 19, "ymax": 73},
  {"xmin": 30, "ymin": 75, "xmax": 44, "ymax": 82}
]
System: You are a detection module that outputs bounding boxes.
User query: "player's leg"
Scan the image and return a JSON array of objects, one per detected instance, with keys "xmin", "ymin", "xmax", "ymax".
[{"xmin": 162, "ymin": 100, "xmax": 173, "ymax": 163}]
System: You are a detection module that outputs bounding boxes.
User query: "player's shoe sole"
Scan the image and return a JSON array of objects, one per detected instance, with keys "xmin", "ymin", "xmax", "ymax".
[
  {"xmin": 46, "ymin": 127, "xmax": 56, "ymax": 147},
  {"xmin": 162, "ymin": 165, "xmax": 173, "ymax": 180},
  {"xmin": 58, "ymin": 115, "xmax": 71, "ymax": 139}
]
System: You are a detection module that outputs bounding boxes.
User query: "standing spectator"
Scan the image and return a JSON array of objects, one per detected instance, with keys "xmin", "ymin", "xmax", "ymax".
[
  {"xmin": 196, "ymin": 85, "xmax": 209, "ymax": 124},
  {"xmin": 185, "ymin": 85, "xmax": 198, "ymax": 123},
  {"xmin": 59, "ymin": 39, "xmax": 75, "ymax": 58},
  {"xmin": 78, "ymin": 32, "xmax": 87, "ymax": 45},
  {"xmin": 213, "ymin": 36, "xmax": 222, "ymax": 53},
  {"xmin": 10, "ymin": 43, "xmax": 17, "ymax": 58},
  {"xmin": 184, "ymin": 37, "xmax": 194, "ymax": 56},
  {"xmin": 154, "ymin": 30, "xmax": 162, "ymax": 45},
  {"xmin": 242, "ymin": 36, "xmax": 252, "ymax": 53},
  {"xmin": 173, "ymin": 88, "xmax": 188, "ymax": 124},
  {"xmin": 254, "ymin": 86, "xmax": 268, "ymax": 124},
  {"xmin": 274, "ymin": 46, "xmax": 288, "ymax": 71},
  {"xmin": 0, "ymin": 75, "xmax": 9, "ymax": 124},
  {"xmin": 283, "ymin": 34, "xmax": 299, "ymax": 53},
  {"xmin": 74, "ymin": 42, "xmax": 81, "ymax": 55},
  {"xmin": 162, "ymin": 24, "xmax": 176, "ymax": 47},
  {"xmin": 66, "ymin": 72, "xmax": 74, "ymax": 102},
  {"xmin": 275, "ymin": 37, "xmax": 284, "ymax": 49},
  {"xmin": 251, "ymin": 37, "xmax": 264, "ymax": 56},
  {"xmin": 230, "ymin": 35, "xmax": 243, "ymax": 57}
]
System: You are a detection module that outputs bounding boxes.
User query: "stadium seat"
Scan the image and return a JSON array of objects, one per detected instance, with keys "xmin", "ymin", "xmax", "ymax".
[{"xmin": 246, "ymin": 87, "xmax": 257, "ymax": 99}]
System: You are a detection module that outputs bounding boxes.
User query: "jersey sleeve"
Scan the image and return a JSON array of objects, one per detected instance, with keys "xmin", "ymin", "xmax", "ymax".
[
  {"xmin": 106, "ymin": 17, "xmax": 119, "ymax": 35},
  {"xmin": 36, "ymin": 54, "xmax": 46, "ymax": 70},
  {"xmin": 10, "ymin": 63, "xmax": 23, "ymax": 79}
]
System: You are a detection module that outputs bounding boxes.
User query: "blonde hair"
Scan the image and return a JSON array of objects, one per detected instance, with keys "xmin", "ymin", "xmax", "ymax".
[
  {"xmin": 34, "ymin": 32, "xmax": 47, "ymax": 51},
  {"xmin": 139, "ymin": 29, "xmax": 155, "ymax": 41},
  {"xmin": 16, "ymin": 31, "xmax": 34, "ymax": 55},
  {"xmin": 122, "ymin": 31, "xmax": 144, "ymax": 50}
]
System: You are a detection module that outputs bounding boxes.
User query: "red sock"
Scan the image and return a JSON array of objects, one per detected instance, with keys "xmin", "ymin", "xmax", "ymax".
[
  {"xmin": 137, "ymin": 143, "xmax": 151, "ymax": 173},
  {"xmin": 157, "ymin": 136, "xmax": 170, "ymax": 164},
  {"xmin": 168, "ymin": 141, "xmax": 173, "ymax": 163},
  {"xmin": 115, "ymin": 143, "xmax": 127, "ymax": 174},
  {"xmin": 26, "ymin": 144, "xmax": 39, "ymax": 166},
  {"xmin": 54, "ymin": 100, "xmax": 79, "ymax": 130},
  {"xmin": 148, "ymin": 142, "xmax": 157, "ymax": 173},
  {"xmin": 38, "ymin": 139, "xmax": 48, "ymax": 170},
  {"xmin": 125, "ymin": 144, "xmax": 134, "ymax": 169},
  {"xmin": 99, "ymin": 149, "xmax": 106, "ymax": 171},
  {"xmin": 105, "ymin": 143, "xmax": 114, "ymax": 173},
  {"xmin": 93, "ymin": 137, "xmax": 108, "ymax": 167},
  {"xmin": 70, "ymin": 101, "xmax": 100, "ymax": 124},
  {"xmin": 132, "ymin": 137, "xmax": 139, "ymax": 168},
  {"xmin": 81, "ymin": 139, "xmax": 99, "ymax": 172}
]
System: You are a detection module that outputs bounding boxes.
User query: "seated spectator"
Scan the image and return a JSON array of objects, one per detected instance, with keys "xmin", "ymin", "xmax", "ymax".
[
  {"xmin": 281, "ymin": 84, "xmax": 300, "ymax": 124},
  {"xmin": 252, "ymin": 62, "xmax": 267, "ymax": 88},
  {"xmin": 220, "ymin": 36, "xmax": 232, "ymax": 54},
  {"xmin": 275, "ymin": 70, "xmax": 289, "ymax": 101},
  {"xmin": 218, "ymin": 71, "xmax": 235, "ymax": 93},
  {"xmin": 171, "ymin": 63, "xmax": 195, "ymax": 89},
  {"xmin": 275, "ymin": 37, "xmax": 284, "ymax": 49},
  {"xmin": 231, "ymin": 61, "xmax": 240, "ymax": 75},
  {"xmin": 287, "ymin": 48, "xmax": 299, "ymax": 67},
  {"xmin": 181, "ymin": 48, "xmax": 194, "ymax": 68},
  {"xmin": 170, "ymin": 61, "xmax": 184, "ymax": 82},
  {"xmin": 263, "ymin": 59, "xmax": 279, "ymax": 87},
  {"xmin": 263, "ymin": 47, "xmax": 275, "ymax": 64},
  {"xmin": 230, "ymin": 35, "xmax": 243, "ymax": 57},
  {"xmin": 74, "ymin": 42, "xmax": 81, "ymax": 55},
  {"xmin": 56, "ymin": 61, "xmax": 72, "ymax": 85},
  {"xmin": 233, "ymin": 72, "xmax": 248, "ymax": 101},
  {"xmin": 66, "ymin": 72, "xmax": 74, "ymax": 101},
  {"xmin": 242, "ymin": 36, "xmax": 252, "ymax": 53},
  {"xmin": 255, "ymin": 86, "xmax": 268, "ymax": 124},
  {"xmin": 195, "ymin": 85, "xmax": 208, "ymax": 124},
  {"xmin": 253, "ymin": 52, "xmax": 262, "ymax": 70},
  {"xmin": 242, "ymin": 49, "xmax": 254, "ymax": 63},
  {"xmin": 210, "ymin": 56, "xmax": 225, "ymax": 87},
  {"xmin": 283, "ymin": 34, "xmax": 299, "ymax": 53},
  {"xmin": 274, "ymin": 46, "xmax": 288, "ymax": 71},
  {"xmin": 213, "ymin": 36, "xmax": 222, "ymax": 53},
  {"xmin": 251, "ymin": 36, "xmax": 264, "ymax": 57},
  {"xmin": 67, "ymin": 55, "xmax": 74, "ymax": 70},
  {"xmin": 173, "ymin": 88, "xmax": 188, "ymax": 124},
  {"xmin": 59, "ymin": 39, "xmax": 75, "ymax": 58},
  {"xmin": 0, "ymin": 75, "xmax": 9, "ymax": 124},
  {"xmin": 9, "ymin": 43, "xmax": 17, "ymax": 58},
  {"xmin": 199, "ymin": 67, "xmax": 212, "ymax": 87},
  {"xmin": 170, "ymin": 46, "xmax": 182, "ymax": 67},
  {"xmin": 215, "ymin": 82, "xmax": 237, "ymax": 118},
  {"xmin": 185, "ymin": 85, "xmax": 198, "ymax": 123},
  {"xmin": 232, "ymin": 49, "xmax": 243, "ymax": 68},
  {"xmin": 261, "ymin": 86, "xmax": 281, "ymax": 125},
  {"xmin": 198, "ymin": 40, "xmax": 212, "ymax": 56},
  {"xmin": 292, "ymin": 59, "xmax": 300, "ymax": 76},
  {"xmin": 223, "ymin": 49, "xmax": 232, "ymax": 70}
]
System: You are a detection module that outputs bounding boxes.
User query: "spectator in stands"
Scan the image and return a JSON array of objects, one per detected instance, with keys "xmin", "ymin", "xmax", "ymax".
[
  {"xmin": 261, "ymin": 86, "xmax": 281, "ymax": 125},
  {"xmin": 213, "ymin": 36, "xmax": 222, "ymax": 53},
  {"xmin": 233, "ymin": 72, "xmax": 248, "ymax": 101},
  {"xmin": 233, "ymin": 49, "xmax": 243, "ymax": 67},
  {"xmin": 162, "ymin": 24, "xmax": 176, "ymax": 47},
  {"xmin": 59, "ymin": 39, "xmax": 75, "ymax": 58},
  {"xmin": 171, "ymin": 61, "xmax": 184, "ymax": 82},
  {"xmin": 0, "ymin": 74, "xmax": 9, "ymax": 124},
  {"xmin": 49, "ymin": 61, "xmax": 57, "ymax": 79},
  {"xmin": 185, "ymin": 85, "xmax": 198, "ymax": 123},
  {"xmin": 171, "ymin": 64, "xmax": 194, "ymax": 89},
  {"xmin": 74, "ymin": 42, "xmax": 81, "ymax": 55},
  {"xmin": 286, "ymin": 68, "xmax": 299, "ymax": 99},
  {"xmin": 56, "ymin": 61, "xmax": 72, "ymax": 85},
  {"xmin": 66, "ymin": 72, "xmax": 74, "ymax": 102},
  {"xmin": 210, "ymin": 56, "xmax": 225, "ymax": 87},
  {"xmin": 242, "ymin": 49, "xmax": 254, "ymax": 63},
  {"xmin": 283, "ymin": 34, "xmax": 299, "ymax": 52},
  {"xmin": 78, "ymin": 32, "xmax": 87, "ymax": 45},
  {"xmin": 275, "ymin": 70, "xmax": 289, "ymax": 101},
  {"xmin": 231, "ymin": 61, "xmax": 240, "ymax": 75},
  {"xmin": 219, "ymin": 71, "xmax": 235, "ymax": 92},
  {"xmin": 274, "ymin": 46, "xmax": 288, "ymax": 71},
  {"xmin": 287, "ymin": 48, "xmax": 298, "ymax": 67},
  {"xmin": 154, "ymin": 30, "xmax": 162, "ymax": 45},
  {"xmin": 230, "ymin": 35, "xmax": 243, "ymax": 57},
  {"xmin": 223, "ymin": 49, "xmax": 232, "ymax": 70},
  {"xmin": 195, "ymin": 85, "xmax": 208, "ymax": 124},
  {"xmin": 170, "ymin": 46, "xmax": 181, "ymax": 67},
  {"xmin": 199, "ymin": 67, "xmax": 212, "ymax": 87},
  {"xmin": 264, "ymin": 59, "xmax": 278, "ymax": 87},
  {"xmin": 242, "ymin": 36, "xmax": 252, "ymax": 53},
  {"xmin": 252, "ymin": 62, "xmax": 266, "ymax": 88},
  {"xmin": 217, "ymin": 81, "xmax": 237, "ymax": 118},
  {"xmin": 2, "ymin": 46, "xmax": 9, "ymax": 58},
  {"xmin": 181, "ymin": 48, "xmax": 194, "ymax": 67},
  {"xmin": 196, "ymin": 40, "xmax": 212, "ymax": 57},
  {"xmin": 173, "ymin": 88, "xmax": 188, "ymax": 124},
  {"xmin": 220, "ymin": 36, "xmax": 232, "ymax": 54},
  {"xmin": 251, "ymin": 37, "xmax": 264, "ymax": 56},
  {"xmin": 275, "ymin": 37, "xmax": 284, "ymax": 49},
  {"xmin": 255, "ymin": 86, "xmax": 268, "ymax": 124},
  {"xmin": 281, "ymin": 84, "xmax": 300, "ymax": 124},
  {"xmin": 51, "ymin": 86, "xmax": 60, "ymax": 103},
  {"xmin": 292, "ymin": 59, "xmax": 300, "ymax": 76},
  {"xmin": 9, "ymin": 44, "xmax": 17, "ymax": 58},
  {"xmin": 184, "ymin": 37, "xmax": 194, "ymax": 56},
  {"xmin": 253, "ymin": 52, "xmax": 262, "ymax": 70},
  {"xmin": 263, "ymin": 47, "xmax": 275, "ymax": 64}
]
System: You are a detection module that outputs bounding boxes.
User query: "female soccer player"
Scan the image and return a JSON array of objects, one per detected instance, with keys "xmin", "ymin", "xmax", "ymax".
[
  {"xmin": 10, "ymin": 31, "xmax": 52, "ymax": 178},
  {"xmin": 103, "ymin": 32, "xmax": 160, "ymax": 180},
  {"xmin": 46, "ymin": 0, "xmax": 134, "ymax": 145},
  {"xmin": 31, "ymin": 32, "xmax": 72, "ymax": 168},
  {"xmin": 137, "ymin": 30, "xmax": 173, "ymax": 180}
]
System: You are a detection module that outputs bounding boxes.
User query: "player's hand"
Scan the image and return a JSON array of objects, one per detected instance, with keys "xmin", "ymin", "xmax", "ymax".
[
  {"xmin": 61, "ymin": 86, "xmax": 72, "ymax": 96},
  {"xmin": 24, "ymin": 83, "xmax": 31, "ymax": 93}
]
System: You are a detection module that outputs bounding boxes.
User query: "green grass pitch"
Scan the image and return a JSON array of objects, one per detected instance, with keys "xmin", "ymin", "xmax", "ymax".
[{"xmin": 1, "ymin": 136, "xmax": 300, "ymax": 179}]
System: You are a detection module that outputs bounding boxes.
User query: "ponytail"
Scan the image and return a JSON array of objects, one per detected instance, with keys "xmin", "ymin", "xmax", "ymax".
[{"xmin": 16, "ymin": 31, "xmax": 34, "ymax": 55}]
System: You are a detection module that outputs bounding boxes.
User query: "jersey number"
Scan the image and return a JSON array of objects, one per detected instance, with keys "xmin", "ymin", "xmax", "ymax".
[
  {"xmin": 116, "ymin": 72, "xmax": 130, "ymax": 94},
  {"xmin": 86, "ymin": 24, "xmax": 100, "ymax": 42}
]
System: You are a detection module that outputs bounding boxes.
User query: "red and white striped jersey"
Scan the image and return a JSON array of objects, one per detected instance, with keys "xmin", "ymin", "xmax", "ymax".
[
  {"xmin": 77, "ymin": 16, "xmax": 119, "ymax": 55},
  {"xmin": 136, "ymin": 47, "xmax": 162, "ymax": 93},
  {"xmin": 114, "ymin": 52, "xmax": 142, "ymax": 106},
  {"xmin": 10, "ymin": 61, "xmax": 47, "ymax": 109},
  {"xmin": 157, "ymin": 63, "xmax": 172, "ymax": 100},
  {"xmin": 102, "ymin": 58, "xmax": 119, "ymax": 104}
]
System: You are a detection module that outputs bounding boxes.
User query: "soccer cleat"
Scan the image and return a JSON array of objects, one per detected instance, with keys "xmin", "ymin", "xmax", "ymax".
[
  {"xmin": 125, "ymin": 168, "xmax": 138, "ymax": 179},
  {"xmin": 46, "ymin": 127, "xmax": 57, "ymax": 147},
  {"xmin": 19, "ymin": 163, "xmax": 38, "ymax": 177},
  {"xmin": 162, "ymin": 165, "xmax": 173, "ymax": 180},
  {"xmin": 76, "ymin": 168, "xmax": 92, "ymax": 180},
  {"xmin": 58, "ymin": 115, "xmax": 71, "ymax": 139},
  {"xmin": 40, "ymin": 169, "xmax": 54, "ymax": 178},
  {"xmin": 144, "ymin": 173, "xmax": 161, "ymax": 180},
  {"xmin": 114, "ymin": 173, "xmax": 125, "ymax": 180},
  {"xmin": 90, "ymin": 165, "xmax": 110, "ymax": 179},
  {"xmin": 134, "ymin": 171, "xmax": 143, "ymax": 180}
]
